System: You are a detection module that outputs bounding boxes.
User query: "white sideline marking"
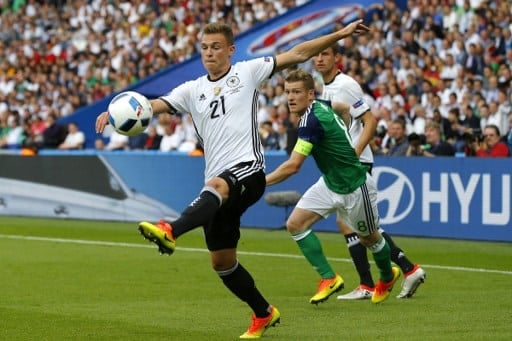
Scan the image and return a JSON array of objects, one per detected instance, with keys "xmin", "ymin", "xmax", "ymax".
[{"xmin": 1, "ymin": 234, "xmax": 511, "ymax": 276}]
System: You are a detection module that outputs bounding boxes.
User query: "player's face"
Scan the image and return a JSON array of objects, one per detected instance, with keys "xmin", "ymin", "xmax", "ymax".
[
  {"xmin": 284, "ymin": 81, "xmax": 315, "ymax": 115},
  {"xmin": 200, "ymin": 33, "xmax": 235, "ymax": 78},
  {"xmin": 312, "ymin": 48, "xmax": 337, "ymax": 75}
]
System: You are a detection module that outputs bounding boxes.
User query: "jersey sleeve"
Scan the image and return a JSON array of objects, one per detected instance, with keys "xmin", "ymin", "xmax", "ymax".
[
  {"xmin": 297, "ymin": 111, "xmax": 323, "ymax": 148},
  {"xmin": 239, "ymin": 56, "xmax": 276, "ymax": 85},
  {"xmin": 159, "ymin": 80, "xmax": 194, "ymax": 114},
  {"xmin": 331, "ymin": 78, "xmax": 371, "ymax": 120}
]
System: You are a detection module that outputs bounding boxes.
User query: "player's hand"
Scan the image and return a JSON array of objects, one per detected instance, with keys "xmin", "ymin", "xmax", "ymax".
[
  {"xmin": 95, "ymin": 111, "xmax": 109, "ymax": 134},
  {"xmin": 340, "ymin": 19, "xmax": 370, "ymax": 36}
]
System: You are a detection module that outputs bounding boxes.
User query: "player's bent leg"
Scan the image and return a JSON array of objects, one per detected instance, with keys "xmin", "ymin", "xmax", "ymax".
[
  {"xmin": 212, "ymin": 250, "xmax": 279, "ymax": 339},
  {"xmin": 287, "ymin": 208, "xmax": 343, "ymax": 304}
]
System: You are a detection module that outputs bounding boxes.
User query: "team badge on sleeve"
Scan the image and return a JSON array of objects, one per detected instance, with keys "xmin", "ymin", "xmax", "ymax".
[{"xmin": 352, "ymin": 99, "xmax": 364, "ymax": 109}]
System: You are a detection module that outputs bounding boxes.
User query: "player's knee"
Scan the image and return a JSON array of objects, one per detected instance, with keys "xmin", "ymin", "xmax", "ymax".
[
  {"xmin": 210, "ymin": 249, "xmax": 237, "ymax": 271},
  {"xmin": 285, "ymin": 218, "xmax": 303, "ymax": 234},
  {"xmin": 206, "ymin": 177, "xmax": 230, "ymax": 201}
]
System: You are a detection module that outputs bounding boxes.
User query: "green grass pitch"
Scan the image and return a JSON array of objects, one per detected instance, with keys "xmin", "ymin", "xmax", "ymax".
[{"xmin": 1, "ymin": 216, "xmax": 511, "ymax": 340}]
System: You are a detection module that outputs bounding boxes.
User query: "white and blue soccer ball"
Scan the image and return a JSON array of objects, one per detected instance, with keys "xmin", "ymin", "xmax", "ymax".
[{"xmin": 108, "ymin": 91, "xmax": 153, "ymax": 136}]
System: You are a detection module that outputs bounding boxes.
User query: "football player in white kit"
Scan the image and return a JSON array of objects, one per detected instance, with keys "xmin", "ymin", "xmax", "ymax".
[
  {"xmin": 96, "ymin": 21, "xmax": 369, "ymax": 339},
  {"xmin": 313, "ymin": 45, "xmax": 426, "ymax": 300}
]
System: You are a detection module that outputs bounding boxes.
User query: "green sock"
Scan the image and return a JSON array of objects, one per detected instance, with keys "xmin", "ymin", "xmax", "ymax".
[
  {"xmin": 369, "ymin": 237, "xmax": 393, "ymax": 282},
  {"xmin": 292, "ymin": 229, "xmax": 335, "ymax": 279}
]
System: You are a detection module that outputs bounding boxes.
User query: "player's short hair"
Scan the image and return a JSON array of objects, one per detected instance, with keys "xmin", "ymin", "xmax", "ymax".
[
  {"xmin": 327, "ymin": 43, "xmax": 340, "ymax": 55},
  {"xmin": 285, "ymin": 69, "xmax": 315, "ymax": 90},
  {"xmin": 202, "ymin": 23, "xmax": 234, "ymax": 45}
]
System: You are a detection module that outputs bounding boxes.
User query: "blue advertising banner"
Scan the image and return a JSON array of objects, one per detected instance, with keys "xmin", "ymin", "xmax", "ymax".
[
  {"xmin": 101, "ymin": 153, "xmax": 512, "ymax": 242},
  {"xmin": 372, "ymin": 157, "xmax": 511, "ymax": 242},
  {"xmin": 6, "ymin": 152, "xmax": 512, "ymax": 242}
]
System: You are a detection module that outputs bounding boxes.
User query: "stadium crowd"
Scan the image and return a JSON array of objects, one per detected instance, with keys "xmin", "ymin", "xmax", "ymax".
[{"xmin": 0, "ymin": 0, "xmax": 511, "ymax": 157}]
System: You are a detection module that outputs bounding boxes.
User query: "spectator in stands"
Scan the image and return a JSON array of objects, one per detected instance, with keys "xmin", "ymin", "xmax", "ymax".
[
  {"xmin": 446, "ymin": 108, "xmax": 464, "ymax": 150},
  {"xmin": 473, "ymin": 124, "xmax": 510, "ymax": 157},
  {"xmin": 0, "ymin": 112, "xmax": 24, "ymax": 149},
  {"xmin": 129, "ymin": 132, "xmax": 148, "ymax": 150},
  {"xmin": 432, "ymin": 108, "xmax": 453, "ymax": 142},
  {"xmin": 422, "ymin": 121, "xmax": 455, "ymax": 157},
  {"xmin": 411, "ymin": 105, "xmax": 427, "ymax": 136},
  {"xmin": 460, "ymin": 103, "xmax": 482, "ymax": 137},
  {"xmin": 143, "ymin": 125, "xmax": 162, "ymax": 150},
  {"xmin": 385, "ymin": 118, "xmax": 410, "ymax": 156},
  {"xmin": 104, "ymin": 130, "xmax": 129, "ymax": 151},
  {"xmin": 159, "ymin": 120, "xmax": 179, "ymax": 152},
  {"xmin": 261, "ymin": 120, "xmax": 280, "ymax": 150},
  {"xmin": 405, "ymin": 133, "xmax": 424, "ymax": 157},
  {"xmin": 177, "ymin": 114, "xmax": 198, "ymax": 153},
  {"xmin": 94, "ymin": 138, "xmax": 105, "ymax": 150},
  {"xmin": 42, "ymin": 114, "xmax": 67, "ymax": 149},
  {"xmin": 58, "ymin": 122, "xmax": 85, "ymax": 150},
  {"xmin": 487, "ymin": 101, "xmax": 508, "ymax": 138}
]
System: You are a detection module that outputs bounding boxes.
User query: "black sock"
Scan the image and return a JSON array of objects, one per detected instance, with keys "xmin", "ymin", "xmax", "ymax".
[
  {"xmin": 382, "ymin": 231, "xmax": 414, "ymax": 274},
  {"xmin": 219, "ymin": 261, "xmax": 270, "ymax": 318},
  {"xmin": 171, "ymin": 189, "xmax": 221, "ymax": 238},
  {"xmin": 345, "ymin": 232, "xmax": 374, "ymax": 288}
]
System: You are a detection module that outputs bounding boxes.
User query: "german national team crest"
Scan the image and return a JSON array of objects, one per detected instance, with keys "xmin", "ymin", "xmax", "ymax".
[{"xmin": 227, "ymin": 76, "xmax": 240, "ymax": 88}]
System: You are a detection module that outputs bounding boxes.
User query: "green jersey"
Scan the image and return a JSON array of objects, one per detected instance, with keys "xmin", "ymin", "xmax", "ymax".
[{"xmin": 293, "ymin": 100, "xmax": 367, "ymax": 194}]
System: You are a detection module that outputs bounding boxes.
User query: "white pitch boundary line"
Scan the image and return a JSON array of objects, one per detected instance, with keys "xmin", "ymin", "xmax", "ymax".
[{"xmin": 1, "ymin": 234, "xmax": 512, "ymax": 276}]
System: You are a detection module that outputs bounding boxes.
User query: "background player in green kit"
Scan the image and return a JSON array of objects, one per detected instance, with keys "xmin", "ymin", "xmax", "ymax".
[{"xmin": 266, "ymin": 69, "xmax": 399, "ymax": 304}]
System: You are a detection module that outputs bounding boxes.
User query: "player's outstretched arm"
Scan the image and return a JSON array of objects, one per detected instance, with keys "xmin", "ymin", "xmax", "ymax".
[
  {"xmin": 95, "ymin": 98, "xmax": 171, "ymax": 134},
  {"xmin": 275, "ymin": 19, "xmax": 369, "ymax": 72},
  {"xmin": 266, "ymin": 150, "xmax": 307, "ymax": 186}
]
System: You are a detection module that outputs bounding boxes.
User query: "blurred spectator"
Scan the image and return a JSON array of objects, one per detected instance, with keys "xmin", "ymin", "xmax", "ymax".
[
  {"xmin": 460, "ymin": 103, "xmax": 482, "ymax": 138},
  {"xmin": 261, "ymin": 120, "xmax": 280, "ymax": 150},
  {"xmin": 473, "ymin": 124, "xmax": 510, "ymax": 157},
  {"xmin": 0, "ymin": 112, "xmax": 24, "ymax": 149},
  {"xmin": 422, "ymin": 121, "xmax": 455, "ymax": 157},
  {"xmin": 405, "ymin": 133, "xmax": 424, "ymax": 157},
  {"xmin": 129, "ymin": 131, "xmax": 148, "ymax": 150},
  {"xmin": 58, "ymin": 122, "xmax": 85, "ymax": 150},
  {"xmin": 105, "ymin": 130, "xmax": 129, "ymax": 151},
  {"xmin": 160, "ymin": 113, "xmax": 186, "ymax": 152},
  {"xmin": 159, "ymin": 120, "xmax": 178, "ymax": 152},
  {"xmin": 411, "ymin": 105, "xmax": 427, "ymax": 135},
  {"xmin": 94, "ymin": 138, "xmax": 106, "ymax": 150},
  {"xmin": 42, "ymin": 114, "xmax": 66, "ymax": 149},
  {"xmin": 487, "ymin": 101, "xmax": 508, "ymax": 137},
  {"xmin": 143, "ymin": 125, "xmax": 162, "ymax": 150},
  {"xmin": 177, "ymin": 114, "xmax": 198, "ymax": 153},
  {"xmin": 385, "ymin": 119, "xmax": 410, "ymax": 156}
]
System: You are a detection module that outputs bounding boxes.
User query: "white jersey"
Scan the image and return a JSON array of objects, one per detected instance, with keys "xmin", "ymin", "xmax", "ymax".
[
  {"xmin": 320, "ymin": 72, "xmax": 374, "ymax": 164},
  {"xmin": 160, "ymin": 56, "xmax": 275, "ymax": 180}
]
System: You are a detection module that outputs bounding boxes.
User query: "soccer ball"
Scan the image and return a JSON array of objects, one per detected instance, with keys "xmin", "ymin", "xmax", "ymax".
[{"xmin": 108, "ymin": 91, "xmax": 153, "ymax": 136}]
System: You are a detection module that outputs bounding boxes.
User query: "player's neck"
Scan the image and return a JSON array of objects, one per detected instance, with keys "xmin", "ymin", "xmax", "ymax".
[
  {"xmin": 208, "ymin": 65, "xmax": 232, "ymax": 81},
  {"xmin": 323, "ymin": 69, "xmax": 339, "ymax": 85}
]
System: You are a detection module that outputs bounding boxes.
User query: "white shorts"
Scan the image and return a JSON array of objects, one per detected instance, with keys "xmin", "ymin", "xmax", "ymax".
[{"xmin": 296, "ymin": 175, "xmax": 379, "ymax": 236}]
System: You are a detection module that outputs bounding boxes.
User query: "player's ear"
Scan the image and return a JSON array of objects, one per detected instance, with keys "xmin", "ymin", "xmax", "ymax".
[
  {"xmin": 334, "ymin": 51, "xmax": 342, "ymax": 63},
  {"xmin": 308, "ymin": 89, "xmax": 315, "ymax": 100},
  {"xmin": 229, "ymin": 44, "xmax": 235, "ymax": 56}
]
